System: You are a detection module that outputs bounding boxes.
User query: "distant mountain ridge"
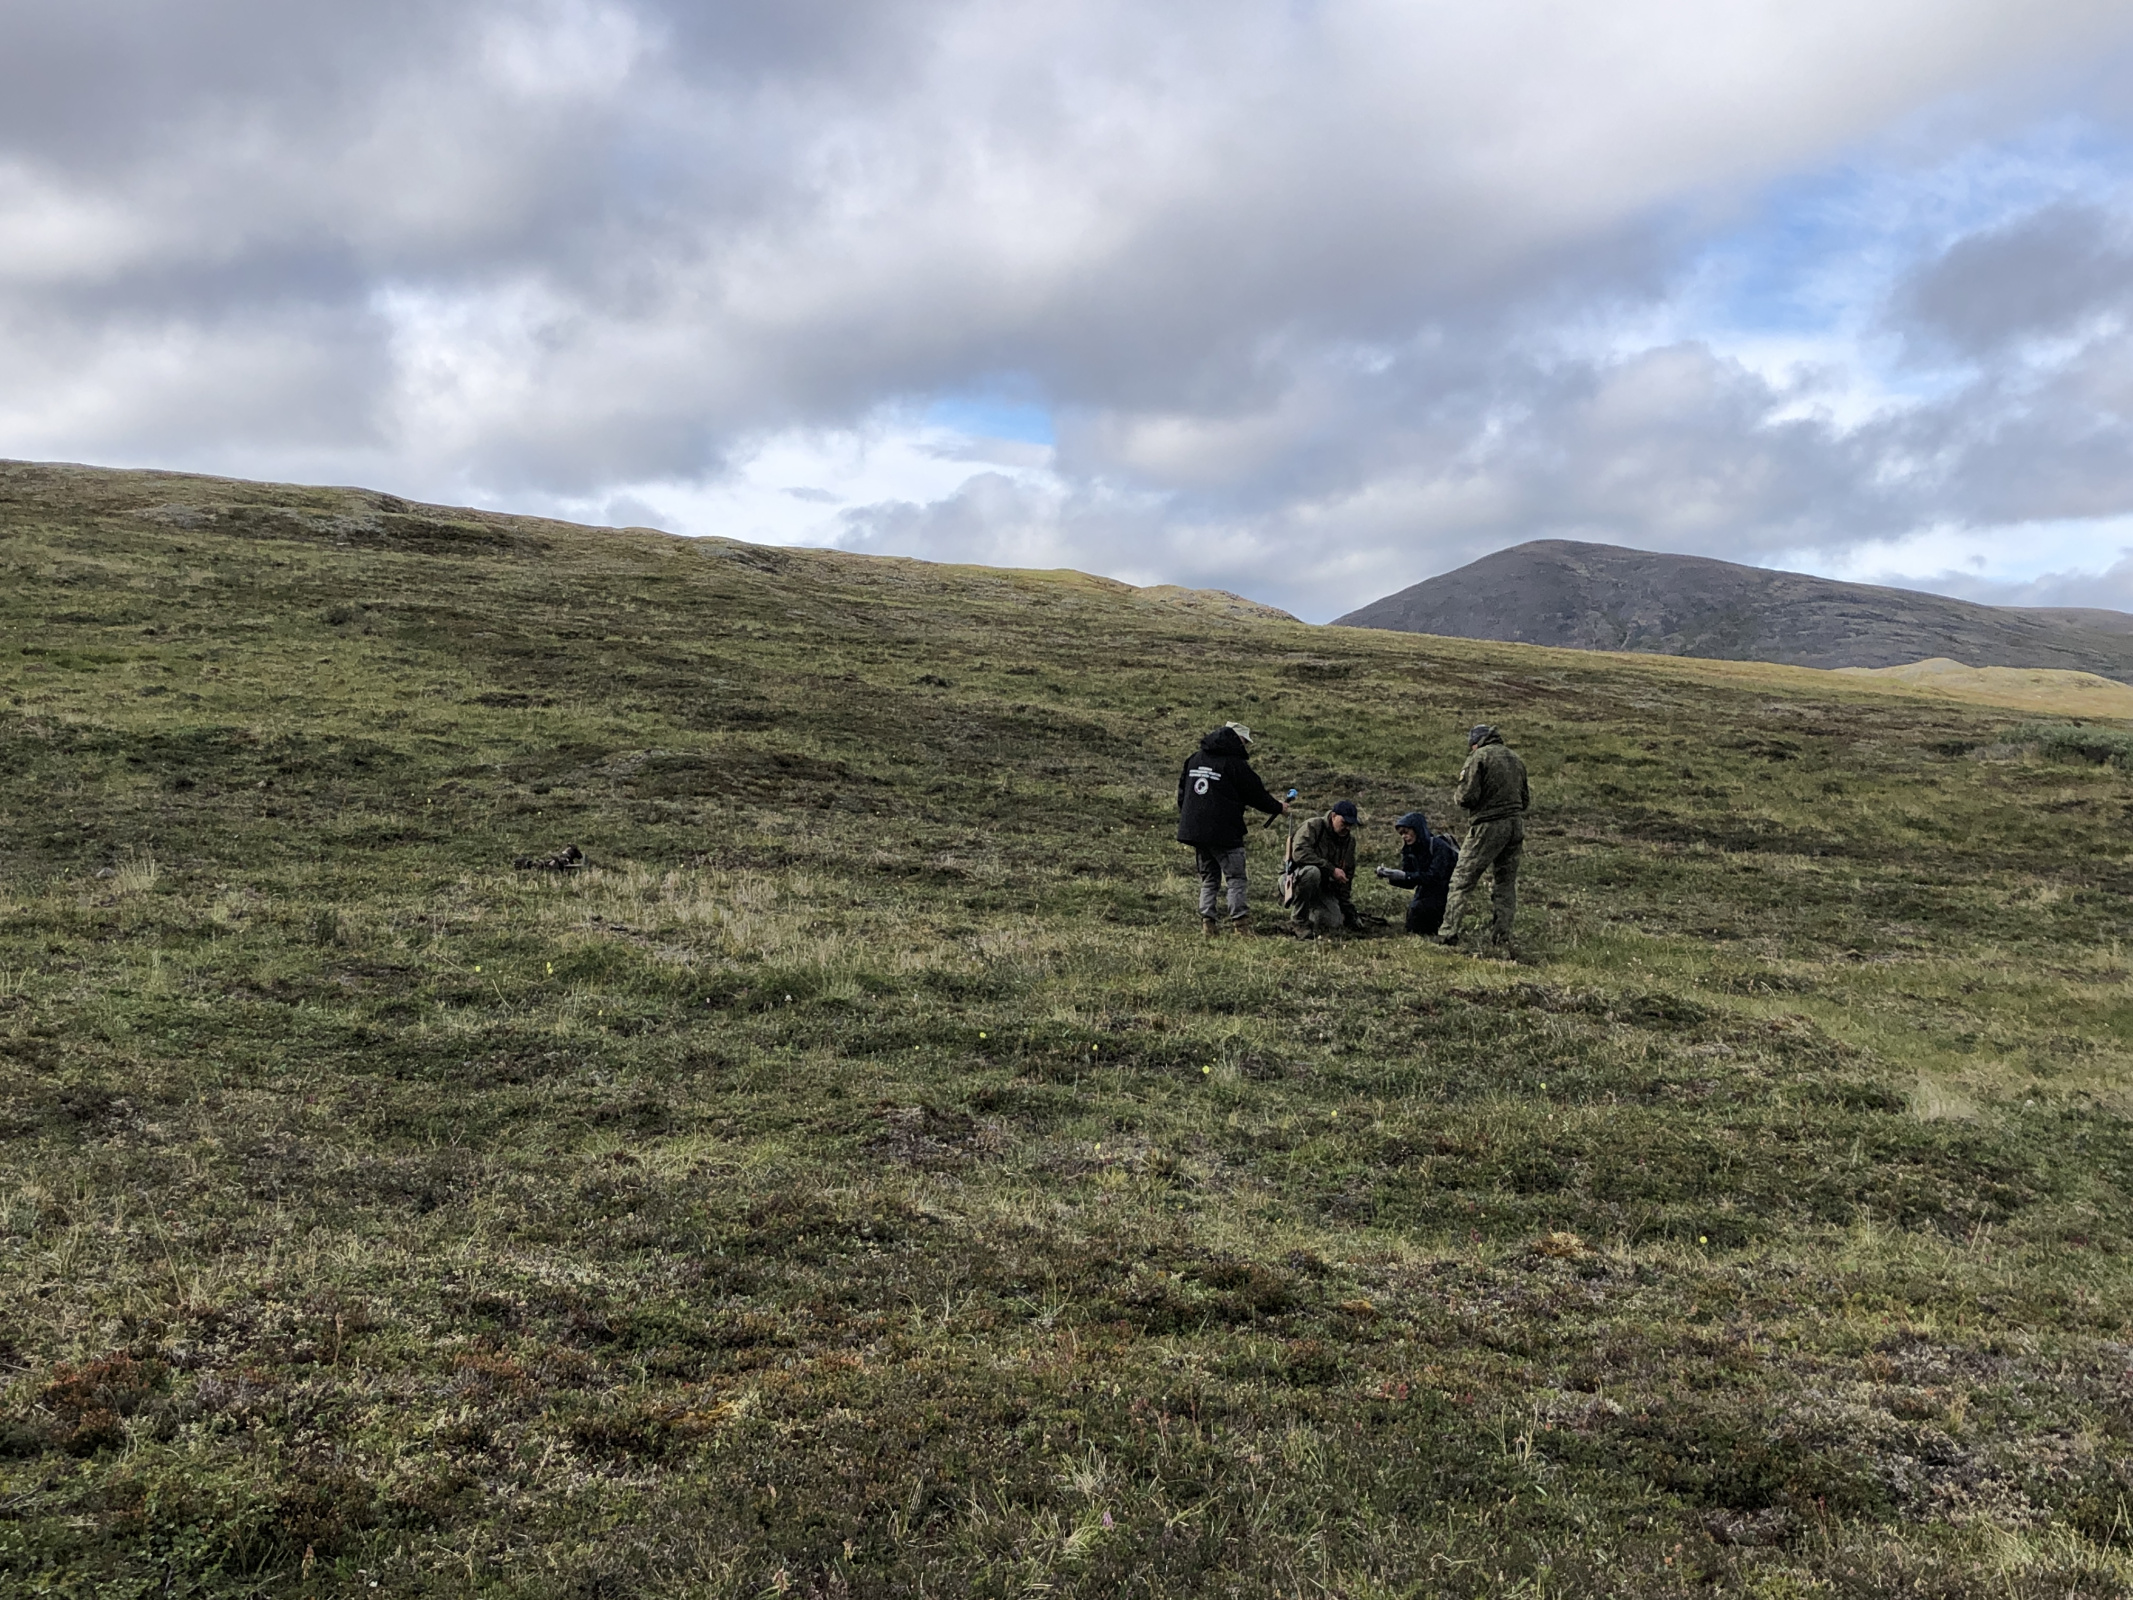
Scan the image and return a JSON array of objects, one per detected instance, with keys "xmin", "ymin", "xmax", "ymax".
[
  {"xmin": 1334, "ymin": 540, "xmax": 2133, "ymax": 684},
  {"xmin": 2010, "ymin": 606, "xmax": 2133, "ymax": 637}
]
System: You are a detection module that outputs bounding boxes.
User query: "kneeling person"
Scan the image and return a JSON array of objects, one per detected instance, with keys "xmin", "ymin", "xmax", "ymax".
[
  {"xmin": 1376, "ymin": 811, "xmax": 1458, "ymax": 935},
  {"xmin": 1288, "ymin": 800, "xmax": 1362, "ymax": 934}
]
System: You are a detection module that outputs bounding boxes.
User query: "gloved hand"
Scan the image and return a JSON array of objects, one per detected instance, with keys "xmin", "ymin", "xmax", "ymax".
[{"xmin": 1373, "ymin": 866, "xmax": 1395, "ymax": 879}]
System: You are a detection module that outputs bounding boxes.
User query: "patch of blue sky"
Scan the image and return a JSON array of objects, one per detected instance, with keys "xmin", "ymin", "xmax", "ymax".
[
  {"xmin": 1615, "ymin": 115, "xmax": 2133, "ymax": 425},
  {"xmin": 1697, "ymin": 117, "xmax": 2128, "ymax": 326},
  {"xmin": 921, "ymin": 392, "xmax": 1055, "ymax": 446}
]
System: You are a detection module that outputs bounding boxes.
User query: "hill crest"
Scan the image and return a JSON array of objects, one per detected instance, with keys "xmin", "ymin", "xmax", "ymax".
[{"xmin": 1334, "ymin": 539, "xmax": 2133, "ymax": 683}]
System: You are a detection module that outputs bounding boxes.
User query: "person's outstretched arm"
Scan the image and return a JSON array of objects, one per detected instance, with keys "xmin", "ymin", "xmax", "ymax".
[{"xmin": 1239, "ymin": 763, "xmax": 1283, "ymax": 817}]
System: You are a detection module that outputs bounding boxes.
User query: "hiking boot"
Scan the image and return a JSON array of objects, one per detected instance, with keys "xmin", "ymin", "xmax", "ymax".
[
  {"xmin": 1433, "ymin": 933, "xmax": 1461, "ymax": 948},
  {"xmin": 1226, "ymin": 913, "xmax": 1252, "ymax": 935},
  {"xmin": 1201, "ymin": 917, "xmax": 1219, "ymax": 938}
]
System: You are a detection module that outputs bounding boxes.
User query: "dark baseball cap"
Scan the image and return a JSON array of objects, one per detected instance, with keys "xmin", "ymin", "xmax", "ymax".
[{"xmin": 1329, "ymin": 800, "xmax": 1359, "ymax": 822}]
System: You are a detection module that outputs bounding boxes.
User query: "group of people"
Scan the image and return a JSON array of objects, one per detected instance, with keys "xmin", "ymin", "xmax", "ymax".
[{"xmin": 1176, "ymin": 721, "xmax": 1529, "ymax": 950}]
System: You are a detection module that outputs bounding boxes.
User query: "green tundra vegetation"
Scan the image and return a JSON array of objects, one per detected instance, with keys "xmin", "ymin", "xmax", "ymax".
[{"xmin": 3, "ymin": 461, "xmax": 2132, "ymax": 1599}]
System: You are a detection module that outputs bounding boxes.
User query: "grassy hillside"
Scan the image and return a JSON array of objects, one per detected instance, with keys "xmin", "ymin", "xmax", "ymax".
[
  {"xmin": 1834, "ymin": 658, "xmax": 2133, "ymax": 720},
  {"xmin": 2, "ymin": 461, "xmax": 2132, "ymax": 1598}
]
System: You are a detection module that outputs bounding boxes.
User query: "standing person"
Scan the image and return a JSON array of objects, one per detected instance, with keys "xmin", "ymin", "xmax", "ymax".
[
  {"xmin": 1177, "ymin": 723, "xmax": 1289, "ymax": 935},
  {"xmin": 1437, "ymin": 725, "xmax": 1529, "ymax": 951},
  {"xmin": 1376, "ymin": 811, "xmax": 1458, "ymax": 936},
  {"xmin": 1286, "ymin": 800, "xmax": 1362, "ymax": 936}
]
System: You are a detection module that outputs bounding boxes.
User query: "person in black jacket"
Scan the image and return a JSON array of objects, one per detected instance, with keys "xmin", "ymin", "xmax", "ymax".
[
  {"xmin": 1375, "ymin": 810, "xmax": 1459, "ymax": 936},
  {"xmin": 1177, "ymin": 722, "xmax": 1289, "ymax": 934}
]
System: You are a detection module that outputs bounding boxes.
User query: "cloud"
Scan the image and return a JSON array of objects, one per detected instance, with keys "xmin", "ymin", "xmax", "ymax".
[
  {"xmin": 1984, "ymin": 551, "xmax": 2133, "ymax": 610},
  {"xmin": 1837, "ymin": 537, "xmax": 2133, "ymax": 610},
  {"xmin": 3, "ymin": 1, "xmax": 2133, "ymax": 617},
  {"xmin": 1894, "ymin": 202, "xmax": 2133, "ymax": 355}
]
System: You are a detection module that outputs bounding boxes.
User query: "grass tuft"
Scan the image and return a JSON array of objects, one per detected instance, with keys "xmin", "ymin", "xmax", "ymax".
[
  {"xmin": 108, "ymin": 846, "xmax": 159, "ymax": 894},
  {"xmin": 1908, "ymin": 1074, "xmax": 1981, "ymax": 1121}
]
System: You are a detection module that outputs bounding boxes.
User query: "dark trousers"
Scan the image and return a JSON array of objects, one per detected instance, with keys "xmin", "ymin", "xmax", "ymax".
[{"xmin": 1404, "ymin": 884, "xmax": 1450, "ymax": 936}]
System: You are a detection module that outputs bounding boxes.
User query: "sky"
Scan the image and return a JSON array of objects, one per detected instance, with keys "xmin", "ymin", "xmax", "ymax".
[{"xmin": 4, "ymin": 2, "xmax": 2133, "ymax": 622}]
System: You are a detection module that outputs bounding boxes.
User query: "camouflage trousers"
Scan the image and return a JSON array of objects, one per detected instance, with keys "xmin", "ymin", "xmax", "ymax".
[
  {"xmin": 1438, "ymin": 818, "xmax": 1522, "ymax": 943},
  {"xmin": 1287, "ymin": 864, "xmax": 1357, "ymax": 932}
]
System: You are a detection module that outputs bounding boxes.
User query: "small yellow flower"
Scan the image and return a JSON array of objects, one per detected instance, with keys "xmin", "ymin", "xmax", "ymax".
[
  {"xmin": 1698, "ymin": 1235, "xmax": 1709, "ymax": 1245},
  {"xmin": 473, "ymin": 965, "xmax": 481, "ymax": 973}
]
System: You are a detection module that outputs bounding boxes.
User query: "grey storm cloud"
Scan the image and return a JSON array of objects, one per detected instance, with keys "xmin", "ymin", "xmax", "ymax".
[
  {"xmin": 5, "ymin": 0, "xmax": 2133, "ymax": 616},
  {"xmin": 1894, "ymin": 202, "xmax": 2133, "ymax": 356}
]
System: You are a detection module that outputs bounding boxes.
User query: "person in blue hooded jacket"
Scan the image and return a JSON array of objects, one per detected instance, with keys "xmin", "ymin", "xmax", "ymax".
[{"xmin": 1374, "ymin": 811, "xmax": 1459, "ymax": 936}]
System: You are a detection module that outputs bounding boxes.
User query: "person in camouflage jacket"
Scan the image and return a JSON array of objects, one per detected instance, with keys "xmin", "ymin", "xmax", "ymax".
[
  {"xmin": 1286, "ymin": 800, "xmax": 1362, "ymax": 934},
  {"xmin": 1437, "ymin": 725, "xmax": 1529, "ymax": 949}
]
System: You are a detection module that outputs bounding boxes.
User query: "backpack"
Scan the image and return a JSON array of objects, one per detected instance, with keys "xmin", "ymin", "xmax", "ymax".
[{"xmin": 1428, "ymin": 835, "xmax": 1460, "ymax": 886}]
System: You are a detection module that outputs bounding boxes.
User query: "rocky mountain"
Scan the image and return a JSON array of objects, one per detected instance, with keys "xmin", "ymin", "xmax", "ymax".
[
  {"xmin": 2013, "ymin": 606, "xmax": 2133, "ymax": 637},
  {"xmin": 1335, "ymin": 540, "xmax": 2133, "ymax": 683}
]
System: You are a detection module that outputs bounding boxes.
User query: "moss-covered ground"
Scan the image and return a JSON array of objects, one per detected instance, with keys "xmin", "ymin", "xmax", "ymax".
[{"xmin": 3, "ymin": 461, "xmax": 2132, "ymax": 1596}]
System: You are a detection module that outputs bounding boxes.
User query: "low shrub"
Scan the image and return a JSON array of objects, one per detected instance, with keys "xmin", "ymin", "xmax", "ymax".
[{"xmin": 2009, "ymin": 720, "xmax": 2133, "ymax": 768}]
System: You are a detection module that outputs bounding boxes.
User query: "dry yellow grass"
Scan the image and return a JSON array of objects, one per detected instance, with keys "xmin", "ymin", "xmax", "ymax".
[
  {"xmin": 1332, "ymin": 626, "xmax": 2133, "ymax": 719},
  {"xmin": 1834, "ymin": 656, "xmax": 2133, "ymax": 719}
]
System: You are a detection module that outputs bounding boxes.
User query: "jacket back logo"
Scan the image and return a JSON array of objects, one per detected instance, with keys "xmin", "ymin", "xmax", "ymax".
[{"xmin": 1188, "ymin": 764, "xmax": 1221, "ymax": 796}]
